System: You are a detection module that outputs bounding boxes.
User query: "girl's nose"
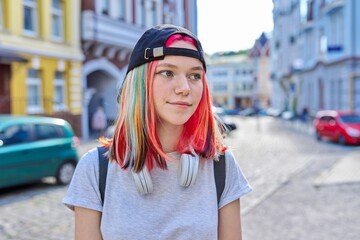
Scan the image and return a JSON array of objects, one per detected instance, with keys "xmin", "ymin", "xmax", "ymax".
[{"xmin": 174, "ymin": 75, "xmax": 190, "ymax": 96}]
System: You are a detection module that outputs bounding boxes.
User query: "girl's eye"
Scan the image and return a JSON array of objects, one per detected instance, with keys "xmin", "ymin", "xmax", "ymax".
[
  {"xmin": 188, "ymin": 73, "xmax": 202, "ymax": 81},
  {"xmin": 158, "ymin": 71, "xmax": 174, "ymax": 77}
]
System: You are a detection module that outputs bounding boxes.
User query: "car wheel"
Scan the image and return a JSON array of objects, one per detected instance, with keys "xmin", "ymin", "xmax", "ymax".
[
  {"xmin": 56, "ymin": 162, "xmax": 76, "ymax": 185},
  {"xmin": 316, "ymin": 132, "xmax": 321, "ymax": 141},
  {"xmin": 338, "ymin": 135, "xmax": 347, "ymax": 145}
]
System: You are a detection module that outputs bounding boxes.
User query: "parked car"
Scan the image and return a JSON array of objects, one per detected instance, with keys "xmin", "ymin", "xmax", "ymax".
[
  {"xmin": 281, "ymin": 111, "xmax": 296, "ymax": 120},
  {"xmin": 313, "ymin": 110, "xmax": 360, "ymax": 145},
  {"xmin": 0, "ymin": 115, "xmax": 80, "ymax": 189},
  {"xmin": 212, "ymin": 106, "xmax": 237, "ymax": 132},
  {"xmin": 266, "ymin": 108, "xmax": 283, "ymax": 117},
  {"xmin": 239, "ymin": 108, "xmax": 257, "ymax": 117}
]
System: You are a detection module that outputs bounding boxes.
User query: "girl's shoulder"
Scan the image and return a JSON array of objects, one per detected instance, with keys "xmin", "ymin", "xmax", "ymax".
[{"xmin": 76, "ymin": 147, "xmax": 101, "ymax": 172}]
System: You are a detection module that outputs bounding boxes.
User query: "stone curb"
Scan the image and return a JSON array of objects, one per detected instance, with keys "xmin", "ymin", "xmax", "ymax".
[{"xmin": 313, "ymin": 151, "xmax": 360, "ymax": 187}]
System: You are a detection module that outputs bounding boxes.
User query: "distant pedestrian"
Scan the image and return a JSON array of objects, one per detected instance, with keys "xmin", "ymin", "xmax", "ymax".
[
  {"xmin": 301, "ymin": 107, "xmax": 309, "ymax": 122},
  {"xmin": 91, "ymin": 106, "xmax": 107, "ymax": 137},
  {"xmin": 63, "ymin": 24, "xmax": 252, "ymax": 239}
]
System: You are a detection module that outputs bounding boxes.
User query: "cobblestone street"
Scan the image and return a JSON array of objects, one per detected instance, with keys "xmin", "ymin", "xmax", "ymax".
[{"xmin": 0, "ymin": 117, "xmax": 359, "ymax": 240}]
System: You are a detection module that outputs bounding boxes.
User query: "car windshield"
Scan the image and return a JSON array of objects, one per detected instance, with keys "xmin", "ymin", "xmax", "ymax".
[{"xmin": 339, "ymin": 115, "xmax": 360, "ymax": 123}]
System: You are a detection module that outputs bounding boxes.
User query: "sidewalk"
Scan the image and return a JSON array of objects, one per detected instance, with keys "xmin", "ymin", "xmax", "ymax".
[
  {"xmin": 281, "ymin": 118, "xmax": 360, "ymax": 187},
  {"xmin": 314, "ymin": 150, "xmax": 360, "ymax": 186},
  {"xmin": 77, "ymin": 138, "xmax": 102, "ymax": 156}
]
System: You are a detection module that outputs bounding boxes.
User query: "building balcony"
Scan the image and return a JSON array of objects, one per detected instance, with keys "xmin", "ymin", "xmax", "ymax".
[
  {"xmin": 322, "ymin": 0, "xmax": 345, "ymax": 15},
  {"xmin": 82, "ymin": 10, "xmax": 144, "ymax": 50}
]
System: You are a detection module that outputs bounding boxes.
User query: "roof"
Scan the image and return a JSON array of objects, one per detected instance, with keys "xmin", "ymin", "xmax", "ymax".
[{"xmin": 0, "ymin": 115, "xmax": 69, "ymax": 126}]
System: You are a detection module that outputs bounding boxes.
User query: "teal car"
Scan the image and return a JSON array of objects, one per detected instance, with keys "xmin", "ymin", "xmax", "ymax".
[{"xmin": 0, "ymin": 115, "xmax": 79, "ymax": 189}]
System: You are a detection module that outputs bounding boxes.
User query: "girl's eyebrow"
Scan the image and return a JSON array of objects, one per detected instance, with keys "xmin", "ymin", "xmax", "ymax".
[
  {"xmin": 157, "ymin": 63, "xmax": 204, "ymax": 71},
  {"xmin": 191, "ymin": 66, "xmax": 204, "ymax": 71},
  {"xmin": 157, "ymin": 63, "xmax": 177, "ymax": 68}
]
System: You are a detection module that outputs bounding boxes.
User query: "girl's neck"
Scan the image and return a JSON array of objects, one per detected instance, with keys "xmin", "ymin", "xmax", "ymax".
[{"xmin": 157, "ymin": 124, "xmax": 183, "ymax": 153}]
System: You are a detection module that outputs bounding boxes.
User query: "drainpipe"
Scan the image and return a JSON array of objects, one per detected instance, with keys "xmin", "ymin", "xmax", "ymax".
[{"xmin": 349, "ymin": 0, "xmax": 357, "ymax": 111}]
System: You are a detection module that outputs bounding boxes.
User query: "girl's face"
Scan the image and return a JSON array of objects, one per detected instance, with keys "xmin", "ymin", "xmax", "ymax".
[{"xmin": 152, "ymin": 41, "xmax": 204, "ymax": 129}]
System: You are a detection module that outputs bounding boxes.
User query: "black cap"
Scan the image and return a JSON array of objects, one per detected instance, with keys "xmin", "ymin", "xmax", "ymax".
[{"xmin": 126, "ymin": 24, "xmax": 206, "ymax": 74}]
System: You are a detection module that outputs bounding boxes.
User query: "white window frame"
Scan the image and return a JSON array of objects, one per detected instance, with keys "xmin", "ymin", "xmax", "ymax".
[
  {"xmin": 0, "ymin": 0, "xmax": 3, "ymax": 30},
  {"xmin": 53, "ymin": 71, "xmax": 67, "ymax": 112},
  {"xmin": 51, "ymin": 0, "xmax": 64, "ymax": 41},
  {"xmin": 23, "ymin": 0, "xmax": 38, "ymax": 37},
  {"xmin": 27, "ymin": 69, "xmax": 43, "ymax": 114}
]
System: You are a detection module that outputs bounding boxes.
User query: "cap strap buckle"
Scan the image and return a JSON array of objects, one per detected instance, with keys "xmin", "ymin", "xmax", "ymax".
[{"xmin": 144, "ymin": 48, "xmax": 150, "ymax": 60}]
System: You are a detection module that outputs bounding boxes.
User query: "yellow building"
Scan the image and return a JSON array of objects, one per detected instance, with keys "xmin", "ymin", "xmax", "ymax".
[{"xmin": 0, "ymin": 0, "xmax": 83, "ymax": 135}]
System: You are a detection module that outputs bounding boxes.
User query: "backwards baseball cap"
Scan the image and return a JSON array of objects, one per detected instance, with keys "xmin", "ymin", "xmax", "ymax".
[{"xmin": 126, "ymin": 24, "xmax": 206, "ymax": 74}]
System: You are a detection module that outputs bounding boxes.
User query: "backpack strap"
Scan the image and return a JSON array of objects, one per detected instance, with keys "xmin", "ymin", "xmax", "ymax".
[
  {"xmin": 214, "ymin": 154, "xmax": 226, "ymax": 205},
  {"xmin": 98, "ymin": 146, "xmax": 109, "ymax": 205},
  {"xmin": 98, "ymin": 147, "xmax": 226, "ymax": 206}
]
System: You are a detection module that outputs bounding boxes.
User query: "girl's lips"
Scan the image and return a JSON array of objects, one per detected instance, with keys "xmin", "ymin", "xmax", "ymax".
[{"xmin": 168, "ymin": 101, "xmax": 192, "ymax": 107}]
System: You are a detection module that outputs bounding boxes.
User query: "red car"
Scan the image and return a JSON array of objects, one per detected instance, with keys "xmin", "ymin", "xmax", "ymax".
[{"xmin": 313, "ymin": 110, "xmax": 360, "ymax": 145}]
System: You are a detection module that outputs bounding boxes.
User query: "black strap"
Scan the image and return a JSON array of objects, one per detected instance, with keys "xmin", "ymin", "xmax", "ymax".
[
  {"xmin": 98, "ymin": 146, "xmax": 109, "ymax": 204},
  {"xmin": 214, "ymin": 154, "xmax": 226, "ymax": 204},
  {"xmin": 98, "ymin": 147, "xmax": 226, "ymax": 206}
]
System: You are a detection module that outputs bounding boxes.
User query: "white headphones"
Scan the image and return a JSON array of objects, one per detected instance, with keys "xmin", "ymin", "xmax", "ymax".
[{"xmin": 131, "ymin": 153, "xmax": 200, "ymax": 194}]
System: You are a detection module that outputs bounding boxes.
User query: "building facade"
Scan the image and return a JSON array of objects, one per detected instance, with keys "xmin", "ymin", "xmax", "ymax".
[
  {"xmin": 271, "ymin": 0, "xmax": 360, "ymax": 116},
  {"xmin": 81, "ymin": 0, "xmax": 198, "ymax": 139},
  {"xmin": 206, "ymin": 53, "xmax": 255, "ymax": 110},
  {"xmin": 206, "ymin": 32, "xmax": 271, "ymax": 112},
  {"xmin": 249, "ymin": 32, "xmax": 271, "ymax": 109},
  {"xmin": 0, "ymin": 0, "xmax": 83, "ymax": 135}
]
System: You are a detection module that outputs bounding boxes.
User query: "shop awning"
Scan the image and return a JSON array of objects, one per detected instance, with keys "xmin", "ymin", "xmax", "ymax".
[{"xmin": 0, "ymin": 49, "xmax": 28, "ymax": 63}]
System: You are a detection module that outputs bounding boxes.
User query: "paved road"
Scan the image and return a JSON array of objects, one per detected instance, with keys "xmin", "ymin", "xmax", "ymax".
[
  {"xmin": 235, "ymin": 117, "xmax": 360, "ymax": 240},
  {"xmin": 0, "ymin": 140, "xmax": 100, "ymax": 240},
  {"xmin": 0, "ymin": 117, "xmax": 359, "ymax": 240}
]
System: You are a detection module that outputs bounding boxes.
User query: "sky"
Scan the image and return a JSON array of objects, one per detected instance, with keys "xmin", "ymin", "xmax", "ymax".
[{"xmin": 197, "ymin": 0, "xmax": 274, "ymax": 54}]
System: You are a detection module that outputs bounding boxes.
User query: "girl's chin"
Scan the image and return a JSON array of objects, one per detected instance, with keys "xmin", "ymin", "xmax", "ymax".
[{"xmin": 159, "ymin": 117, "xmax": 191, "ymax": 127}]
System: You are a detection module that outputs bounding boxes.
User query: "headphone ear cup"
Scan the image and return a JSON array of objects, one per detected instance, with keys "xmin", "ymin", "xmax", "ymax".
[
  {"xmin": 179, "ymin": 153, "xmax": 200, "ymax": 187},
  {"xmin": 132, "ymin": 166, "xmax": 153, "ymax": 194}
]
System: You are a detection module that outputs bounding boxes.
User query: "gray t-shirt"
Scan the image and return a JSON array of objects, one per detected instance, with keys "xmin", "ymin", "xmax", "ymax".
[{"xmin": 63, "ymin": 148, "xmax": 252, "ymax": 240}]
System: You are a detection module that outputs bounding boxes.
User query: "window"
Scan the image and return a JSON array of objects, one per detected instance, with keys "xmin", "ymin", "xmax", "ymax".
[
  {"xmin": 35, "ymin": 124, "xmax": 62, "ymax": 140},
  {"xmin": 138, "ymin": 0, "xmax": 146, "ymax": 27},
  {"xmin": 149, "ymin": 0, "xmax": 158, "ymax": 27},
  {"xmin": 23, "ymin": 0, "xmax": 38, "ymax": 36},
  {"xmin": 300, "ymin": 0, "xmax": 308, "ymax": 23},
  {"xmin": 328, "ymin": 10, "xmax": 344, "ymax": 52},
  {"xmin": 27, "ymin": 69, "xmax": 43, "ymax": 113},
  {"xmin": 0, "ymin": 0, "xmax": 3, "ymax": 29},
  {"xmin": 51, "ymin": 0, "xmax": 64, "ymax": 40},
  {"xmin": 117, "ymin": 0, "xmax": 126, "ymax": 20},
  {"xmin": 319, "ymin": 29, "xmax": 327, "ymax": 54},
  {"xmin": 54, "ymin": 71, "xmax": 67, "ymax": 111},
  {"xmin": 213, "ymin": 71, "xmax": 228, "ymax": 77},
  {"xmin": 213, "ymin": 83, "xmax": 228, "ymax": 91},
  {"xmin": 336, "ymin": 80, "xmax": 341, "ymax": 109},
  {"xmin": 101, "ymin": 0, "xmax": 109, "ymax": 15},
  {"xmin": 0, "ymin": 124, "xmax": 30, "ymax": 146},
  {"xmin": 305, "ymin": 30, "xmax": 315, "ymax": 59},
  {"xmin": 354, "ymin": 77, "xmax": 360, "ymax": 113},
  {"xmin": 330, "ymin": 80, "xmax": 336, "ymax": 109}
]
